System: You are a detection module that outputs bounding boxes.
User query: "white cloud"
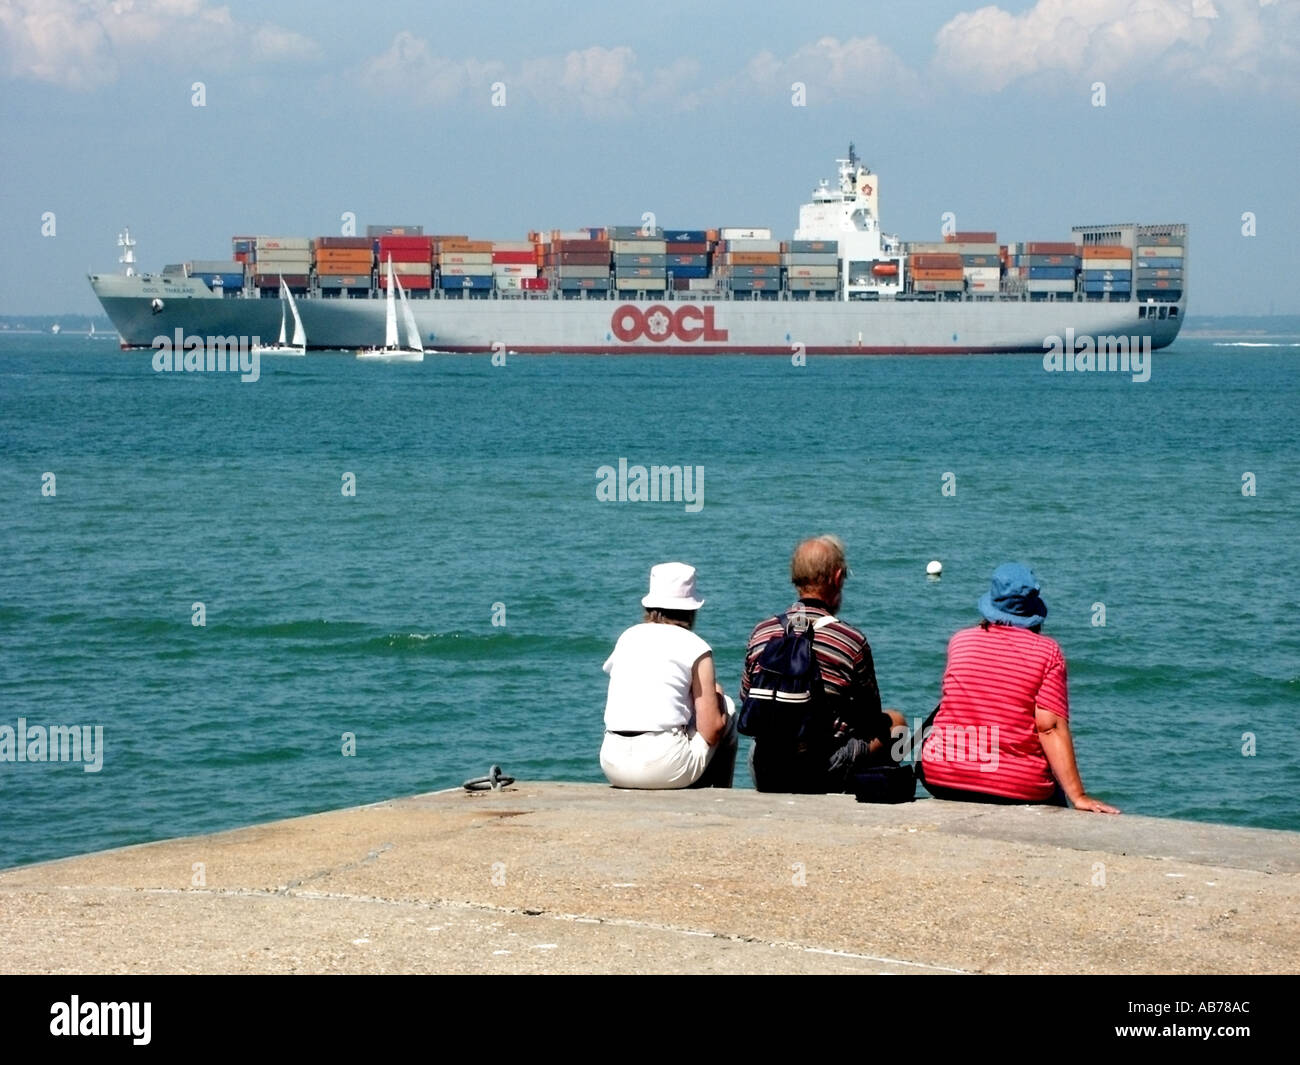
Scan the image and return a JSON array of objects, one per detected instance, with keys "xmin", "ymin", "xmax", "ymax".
[
  {"xmin": 932, "ymin": 0, "xmax": 1299, "ymax": 95},
  {"xmin": 356, "ymin": 29, "xmax": 503, "ymax": 107},
  {"xmin": 0, "ymin": 0, "xmax": 319, "ymax": 89},
  {"xmin": 741, "ymin": 35, "xmax": 919, "ymax": 101}
]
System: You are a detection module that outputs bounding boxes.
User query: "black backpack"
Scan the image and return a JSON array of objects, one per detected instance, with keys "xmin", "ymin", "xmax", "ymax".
[{"xmin": 738, "ymin": 612, "xmax": 836, "ymax": 742}]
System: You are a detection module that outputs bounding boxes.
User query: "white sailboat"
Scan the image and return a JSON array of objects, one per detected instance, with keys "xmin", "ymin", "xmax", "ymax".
[
  {"xmin": 253, "ymin": 278, "xmax": 307, "ymax": 356},
  {"xmin": 357, "ymin": 258, "xmax": 424, "ymax": 362}
]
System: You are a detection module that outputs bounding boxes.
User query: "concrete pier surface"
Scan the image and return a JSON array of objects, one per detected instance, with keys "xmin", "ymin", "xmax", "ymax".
[{"xmin": 1, "ymin": 783, "xmax": 1296, "ymax": 975}]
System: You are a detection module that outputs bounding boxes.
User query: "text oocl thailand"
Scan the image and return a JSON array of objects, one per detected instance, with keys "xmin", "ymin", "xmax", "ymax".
[{"xmin": 611, "ymin": 304, "xmax": 728, "ymax": 344}]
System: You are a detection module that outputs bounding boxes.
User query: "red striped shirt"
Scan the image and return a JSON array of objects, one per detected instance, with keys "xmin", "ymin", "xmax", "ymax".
[
  {"xmin": 921, "ymin": 624, "xmax": 1069, "ymax": 801},
  {"xmin": 740, "ymin": 600, "xmax": 885, "ymax": 742}
]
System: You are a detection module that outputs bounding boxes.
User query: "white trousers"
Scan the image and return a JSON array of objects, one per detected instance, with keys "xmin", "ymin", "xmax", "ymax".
[{"xmin": 600, "ymin": 696, "xmax": 737, "ymax": 789}]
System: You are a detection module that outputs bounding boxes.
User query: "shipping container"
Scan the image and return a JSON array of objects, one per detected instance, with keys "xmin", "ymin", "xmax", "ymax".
[
  {"xmin": 725, "ymin": 251, "xmax": 781, "ymax": 266},
  {"xmin": 1136, "ymin": 256, "xmax": 1184, "ymax": 269},
  {"xmin": 491, "ymin": 250, "xmax": 535, "ymax": 264},
  {"xmin": 1025, "ymin": 254, "xmax": 1079, "ymax": 268},
  {"xmin": 667, "ymin": 265, "xmax": 709, "ymax": 279},
  {"xmin": 1025, "ymin": 278, "xmax": 1076, "ymax": 292},
  {"xmin": 256, "ymin": 237, "xmax": 311, "ymax": 251},
  {"xmin": 389, "ymin": 261, "xmax": 432, "ymax": 276},
  {"xmin": 787, "ymin": 277, "xmax": 841, "ymax": 291},
  {"xmin": 1027, "ymin": 266, "xmax": 1077, "ymax": 280},
  {"xmin": 720, "ymin": 239, "xmax": 782, "ymax": 253},
  {"xmin": 945, "ymin": 231, "xmax": 997, "ymax": 243},
  {"xmin": 1136, "ymin": 245, "xmax": 1184, "ymax": 259},
  {"xmin": 663, "ymin": 229, "xmax": 708, "ymax": 244},
  {"xmin": 520, "ymin": 277, "xmax": 549, "ymax": 291},
  {"xmin": 687, "ymin": 278, "xmax": 721, "ymax": 291},
  {"xmin": 1081, "ymin": 269, "xmax": 1133, "ymax": 281},
  {"xmin": 437, "ymin": 240, "xmax": 493, "ymax": 254},
  {"xmin": 614, "ymin": 253, "xmax": 667, "ymax": 269},
  {"xmin": 961, "ymin": 254, "xmax": 1000, "ymax": 267},
  {"xmin": 730, "ymin": 278, "xmax": 779, "ymax": 291},
  {"xmin": 317, "ymin": 275, "xmax": 371, "ymax": 289},
  {"xmin": 1081, "ymin": 244, "xmax": 1131, "ymax": 259},
  {"xmin": 666, "ymin": 254, "xmax": 708, "ymax": 268},
  {"xmin": 611, "ymin": 239, "xmax": 667, "ymax": 255},
  {"xmin": 191, "ymin": 272, "xmax": 246, "ymax": 291},
  {"xmin": 608, "ymin": 225, "xmax": 664, "ymax": 239},
  {"xmin": 963, "ymin": 266, "xmax": 1002, "ymax": 281},
  {"xmin": 911, "ymin": 280, "xmax": 965, "ymax": 292},
  {"xmin": 720, "ymin": 227, "xmax": 772, "ymax": 240},
  {"xmin": 550, "ymin": 251, "xmax": 610, "ymax": 266},
  {"xmin": 1077, "ymin": 258, "xmax": 1131, "ymax": 272},
  {"xmin": 255, "ymin": 274, "xmax": 309, "ymax": 287},
  {"xmin": 787, "ymin": 239, "xmax": 840, "ymax": 254},
  {"xmin": 786, "ymin": 265, "xmax": 839, "ymax": 279},
  {"xmin": 664, "ymin": 242, "xmax": 708, "ymax": 254},
  {"xmin": 613, "ymin": 277, "xmax": 667, "ymax": 290},
  {"xmin": 727, "ymin": 265, "xmax": 781, "ymax": 278},
  {"xmin": 367, "ymin": 225, "xmax": 423, "ymax": 237},
  {"xmin": 615, "ymin": 266, "xmax": 667, "ymax": 279},
  {"xmin": 909, "ymin": 241, "xmax": 999, "ymax": 255},
  {"xmin": 491, "ymin": 263, "xmax": 538, "ymax": 277},
  {"xmin": 551, "ymin": 265, "xmax": 611, "ymax": 279},
  {"xmin": 912, "ymin": 268, "xmax": 965, "ymax": 281},
  {"xmin": 314, "ymin": 237, "xmax": 372, "ymax": 250},
  {"xmin": 1135, "ymin": 232, "xmax": 1185, "ymax": 247},
  {"xmin": 440, "ymin": 252, "xmax": 492, "ymax": 266},
  {"xmin": 784, "ymin": 253, "xmax": 840, "ymax": 267},
  {"xmin": 910, "ymin": 252, "xmax": 963, "ymax": 268},
  {"xmin": 555, "ymin": 276, "xmax": 607, "ymax": 290},
  {"xmin": 437, "ymin": 274, "xmax": 493, "ymax": 290},
  {"xmin": 1082, "ymin": 280, "xmax": 1131, "ymax": 293},
  {"xmin": 1024, "ymin": 241, "xmax": 1079, "ymax": 255},
  {"xmin": 1136, "ymin": 267, "xmax": 1183, "ymax": 280},
  {"xmin": 551, "ymin": 239, "xmax": 610, "ymax": 252},
  {"xmin": 437, "ymin": 264, "xmax": 491, "ymax": 277}
]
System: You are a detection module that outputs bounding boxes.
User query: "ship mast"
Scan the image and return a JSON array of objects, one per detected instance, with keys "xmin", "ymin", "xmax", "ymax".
[{"xmin": 118, "ymin": 228, "xmax": 136, "ymax": 277}]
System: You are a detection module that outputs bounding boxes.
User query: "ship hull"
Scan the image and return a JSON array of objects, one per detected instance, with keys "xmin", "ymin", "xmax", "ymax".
[{"xmin": 91, "ymin": 275, "xmax": 1183, "ymax": 354}]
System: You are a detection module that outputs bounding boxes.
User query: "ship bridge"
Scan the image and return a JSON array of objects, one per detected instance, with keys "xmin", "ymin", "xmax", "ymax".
[{"xmin": 794, "ymin": 144, "xmax": 902, "ymax": 298}]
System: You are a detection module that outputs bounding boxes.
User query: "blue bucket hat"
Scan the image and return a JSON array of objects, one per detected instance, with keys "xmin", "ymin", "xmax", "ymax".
[{"xmin": 978, "ymin": 562, "xmax": 1048, "ymax": 628}]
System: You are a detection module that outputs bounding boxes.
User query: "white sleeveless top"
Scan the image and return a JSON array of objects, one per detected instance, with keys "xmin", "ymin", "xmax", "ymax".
[{"xmin": 603, "ymin": 622, "xmax": 713, "ymax": 732}]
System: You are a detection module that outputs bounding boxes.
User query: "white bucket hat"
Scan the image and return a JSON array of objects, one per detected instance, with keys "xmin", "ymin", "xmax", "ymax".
[{"xmin": 641, "ymin": 562, "xmax": 705, "ymax": 611}]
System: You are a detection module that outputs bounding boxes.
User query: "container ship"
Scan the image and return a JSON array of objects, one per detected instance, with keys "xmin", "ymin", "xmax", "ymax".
[{"xmin": 89, "ymin": 145, "xmax": 1187, "ymax": 354}]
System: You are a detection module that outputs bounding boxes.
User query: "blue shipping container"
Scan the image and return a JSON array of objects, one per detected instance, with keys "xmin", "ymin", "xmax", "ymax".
[
  {"xmin": 1083, "ymin": 280, "xmax": 1132, "ymax": 293},
  {"xmin": 194, "ymin": 272, "xmax": 246, "ymax": 291},
  {"xmin": 438, "ymin": 274, "xmax": 493, "ymax": 290},
  {"xmin": 1136, "ymin": 256, "xmax": 1184, "ymax": 269},
  {"xmin": 1082, "ymin": 270, "xmax": 1133, "ymax": 281},
  {"xmin": 664, "ymin": 229, "xmax": 708, "ymax": 244},
  {"xmin": 1027, "ymin": 266, "xmax": 1077, "ymax": 280},
  {"xmin": 667, "ymin": 265, "xmax": 709, "ymax": 279}
]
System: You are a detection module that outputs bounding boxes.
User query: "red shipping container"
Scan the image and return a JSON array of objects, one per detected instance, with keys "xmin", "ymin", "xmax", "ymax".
[
  {"xmin": 491, "ymin": 251, "xmax": 535, "ymax": 264},
  {"xmin": 520, "ymin": 277, "xmax": 549, "ymax": 290},
  {"xmin": 316, "ymin": 236, "xmax": 373, "ymax": 249},
  {"xmin": 377, "ymin": 236, "xmax": 434, "ymax": 250},
  {"xmin": 665, "ymin": 242, "xmax": 708, "ymax": 254},
  {"xmin": 378, "ymin": 249, "xmax": 431, "ymax": 263},
  {"xmin": 379, "ymin": 274, "xmax": 432, "ymax": 289},
  {"xmin": 945, "ymin": 231, "xmax": 997, "ymax": 243},
  {"xmin": 1024, "ymin": 241, "xmax": 1078, "ymax": 255}
]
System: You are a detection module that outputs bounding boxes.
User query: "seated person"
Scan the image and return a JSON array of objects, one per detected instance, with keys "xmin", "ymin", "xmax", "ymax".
[
  {"xmin": 600, "ymin": 562, "xmax": 737, "ymax": 789},
  {"xmin": 740, "ymin": 535, "xmax": 906, "ymax": 793},
  {"xmin": 919, "ymin": 562, "xmax": 1119, "ymax": 813}
]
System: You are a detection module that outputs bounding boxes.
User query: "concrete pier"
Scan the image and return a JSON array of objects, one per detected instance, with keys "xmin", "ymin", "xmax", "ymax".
[{"xmin": 1, "ymin": 783, "xmax": 1296, "ymax": 974}]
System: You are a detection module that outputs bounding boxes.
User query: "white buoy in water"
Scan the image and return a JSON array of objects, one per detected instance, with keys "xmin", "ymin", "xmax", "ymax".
[{"xmin": 926, "ymin": 560, "xmax": 943, "ymax": 577}]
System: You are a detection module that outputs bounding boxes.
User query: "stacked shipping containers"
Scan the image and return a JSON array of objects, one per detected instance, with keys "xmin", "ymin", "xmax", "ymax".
[
  {"xmin": 1080, "ymin": 244, "xmax": 1132, "ymax": 299},
  {"xmin": 254, "ymin": 237, "xmax": 311, "ymax": 291},
  {"xmin": 908, "ymin": 251, "xmax": 965, "ymax": 293},
  {"xmin": 784, "ymin": 240, "xmax": 839, "ymax": 296},
  {"xmin": 544, "ymin": 230, "xmax": 611, "ymax": 296},
  {"xmin": 1019, "ymin": 241, "xmax": 1079, "ymax": 297},
  {"xmin": 1135, "ymin": 228, "xmax": 1184, "ymax": 302},
  {"xmin": 435, "ymin": 238, "xmax": 491, "ymax": 295},
  {"xmin": 186, "ymin": 259, "xmax": 245, "ymax": 294},
  {"xmin": 377, "ymin": 234, "xmax": 434, "ymax": 292},
  {"xmin": 610, "ymin": 225, "xmax": 667, "ymax": 294},
  {"xmin": 714, "ymin": 235, "xmax": 781, "ymax": 297},
  {"xmin": 664, "ymin": 229, "xmax": 711, "ymax": 291},
  {"xmin": 315, "ymin": 237, "xmax": 373, "ymax": 294},
  {"xmin": 490, "ymin": 241, "xmax": 538, "ymax": 294}
]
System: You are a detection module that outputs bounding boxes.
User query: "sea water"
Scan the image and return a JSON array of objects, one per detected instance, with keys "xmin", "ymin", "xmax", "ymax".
[{"xmin": 1, "ymin": 335, "xmax": 1297, "ymax": 867}]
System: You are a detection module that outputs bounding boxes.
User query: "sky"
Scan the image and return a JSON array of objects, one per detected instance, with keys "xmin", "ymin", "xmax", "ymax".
[{"xmin": 1, "ymin": 0, "xmax": 1297, "ymax": 315}]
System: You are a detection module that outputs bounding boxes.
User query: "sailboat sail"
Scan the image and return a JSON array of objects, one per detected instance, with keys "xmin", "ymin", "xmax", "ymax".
[
  {"xmin": 383, "ymin": 258, "xmax": 399, "ymax": 349},
  {"xmin": 286, "ymin": 285, "xmax": 306, "ymax": 348},
  {"xmin": 397, "ymin": 274, "xmax": 423, "ymax": 353},
  {"xmin": 277, "ymin": 278, "xmax": 289, "ymax": 344}
]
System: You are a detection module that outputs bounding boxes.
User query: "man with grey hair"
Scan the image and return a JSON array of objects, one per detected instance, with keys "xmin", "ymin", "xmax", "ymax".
[{"xmin": 740, "ymin": 535, "xmax": 906, "ymax": 793}]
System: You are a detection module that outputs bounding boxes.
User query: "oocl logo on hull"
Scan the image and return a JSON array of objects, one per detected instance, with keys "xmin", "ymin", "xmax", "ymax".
[{"xmin": 611, "ymin": 304, "xmax": 728, "ymax": 343}]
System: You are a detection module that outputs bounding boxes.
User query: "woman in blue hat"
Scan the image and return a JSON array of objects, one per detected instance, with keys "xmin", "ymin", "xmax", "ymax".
[{"xmin": 919, "ymin": 563, "xmax": 1118, "ymax": 813}]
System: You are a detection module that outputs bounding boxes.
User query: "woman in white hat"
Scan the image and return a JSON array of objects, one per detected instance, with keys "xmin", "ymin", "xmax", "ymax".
[{"xmin": 600, "ymin": 562, "xmax": 738, "ymax": 789}]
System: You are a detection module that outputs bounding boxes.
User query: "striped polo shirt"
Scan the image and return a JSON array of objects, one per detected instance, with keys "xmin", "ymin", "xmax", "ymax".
[
  {"xmin": 921, "ymin": 623, "xmax": 1070, "ymax": 801},
  {"xmin": 740, "ymin": 599, "xmax": 886, "ymax": 743}
]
